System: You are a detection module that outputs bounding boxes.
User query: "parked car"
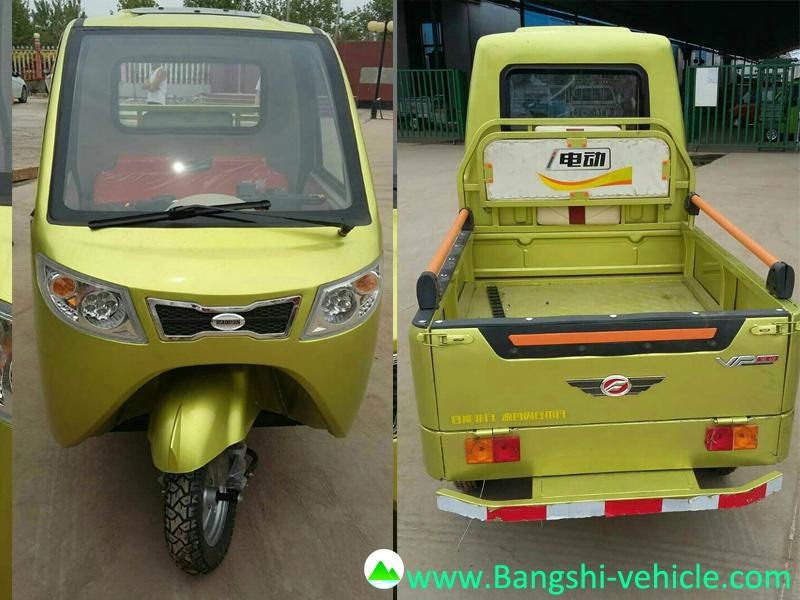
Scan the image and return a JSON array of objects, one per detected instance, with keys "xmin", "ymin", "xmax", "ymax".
[{"xmin": 11, "ymin": 73, "xmax": 27, "ymax": 104}]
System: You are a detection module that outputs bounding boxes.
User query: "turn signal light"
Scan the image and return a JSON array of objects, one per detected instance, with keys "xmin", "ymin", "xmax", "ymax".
[
  {"xmin": 49, "ymin": 275, "xmax": 77, "ymax": 298},
  {"xmin": 465, "ymin": 436, "xmax": 520, "ymax": 464},
  {"xmin": 705, "ymin": 425, "xmax": 758, "ymax": 451}
]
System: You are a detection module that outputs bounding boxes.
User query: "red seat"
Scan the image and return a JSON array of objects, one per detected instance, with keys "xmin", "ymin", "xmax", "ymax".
[{"xmin": 92, "ymin": 155, "xmax": 288, "ymax": 206}]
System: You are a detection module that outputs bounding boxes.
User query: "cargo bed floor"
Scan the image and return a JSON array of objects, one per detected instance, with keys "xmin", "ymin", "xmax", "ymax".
[{"xmin": 459, "ymin": 276, "xmax": 707, "ymax": 319}]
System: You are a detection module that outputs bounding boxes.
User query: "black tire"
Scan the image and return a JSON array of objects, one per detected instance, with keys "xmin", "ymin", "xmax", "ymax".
[
  {"xmin": 163, "ymin": 466, "xmax": 237, "ymax": 575},
  {"xmin": 19, "ymin": 86, "xmax": 28, "ymax": 104},
  {"xmin": 699, "ymin": 466, "xmax": 737, "ymax": 477}
]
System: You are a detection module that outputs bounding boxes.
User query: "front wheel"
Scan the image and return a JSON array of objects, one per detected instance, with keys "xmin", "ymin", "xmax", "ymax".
[
  {"xmin": 163, "ymin": 455, "xmax": 237, "ymax": 575},
  {"xmin": 19, "ymin": 86, "xmax": 28, "ymax": 104}
]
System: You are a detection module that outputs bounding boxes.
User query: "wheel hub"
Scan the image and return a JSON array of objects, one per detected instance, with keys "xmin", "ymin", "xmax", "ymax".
[{"xmin": 201, "ymin": 456, "xmax": 230, "ymax": 547}]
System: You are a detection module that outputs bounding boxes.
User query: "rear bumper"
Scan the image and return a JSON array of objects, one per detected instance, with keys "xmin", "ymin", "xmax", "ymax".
[{"xmin": 437, "ymin": 469, "xmax": 783, "ymax": 522}]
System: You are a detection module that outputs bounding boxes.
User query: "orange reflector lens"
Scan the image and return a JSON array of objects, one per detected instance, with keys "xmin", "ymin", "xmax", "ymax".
[
  {"xmin": 465, "ymin": 436, "xmax": 520, "ymax": 464},
  {"xmin": 733, "ymin": 425, "xmax": 758, "ymax": 450},
  {"xmin": 465, "ymin": 438, "xmax": 493, "ymax": 464},
  {"xmin": 49, "ymin": 275, "xmax": 77, "ymax": 298},
  {"xmin": 354, "ymin": 272, "xmax": 379, "ymax": 294}
]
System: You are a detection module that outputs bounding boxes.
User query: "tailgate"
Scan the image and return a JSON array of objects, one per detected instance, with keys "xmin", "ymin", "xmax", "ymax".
[{"xmin": 421, "ymin": 312, "xmax": 792, "ymax": 432}]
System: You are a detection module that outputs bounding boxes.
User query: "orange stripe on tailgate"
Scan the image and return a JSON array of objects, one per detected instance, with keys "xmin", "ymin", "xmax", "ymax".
[{"xmin": 508, "ymin": 328, "xmax": 718, "ymax": 347}]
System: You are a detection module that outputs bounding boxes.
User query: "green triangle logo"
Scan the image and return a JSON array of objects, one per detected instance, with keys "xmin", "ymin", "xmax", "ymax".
[{"xmin": 369, "ymin": 561, "xmax": 401, "ymax": 581}]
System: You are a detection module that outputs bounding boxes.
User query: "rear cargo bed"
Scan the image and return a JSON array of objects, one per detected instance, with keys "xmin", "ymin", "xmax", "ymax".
[{"xmin": 458, "ymin": 275, "xmax": 705, "ymax": 319}]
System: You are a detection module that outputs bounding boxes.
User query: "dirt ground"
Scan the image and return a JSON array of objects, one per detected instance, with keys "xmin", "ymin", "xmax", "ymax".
[{"xmin": 12, "ymin": 111, "xmax": 394, "ymax": 599}]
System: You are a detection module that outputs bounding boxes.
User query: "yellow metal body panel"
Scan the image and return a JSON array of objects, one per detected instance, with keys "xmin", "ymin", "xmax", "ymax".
[
  {"xmin": 0, "ymin": 207, "xmax": 10, "ymax": 303},
  {"xmin": 148, "ymin": 366, "xmax": 263, "ymax": 473},
  {"xmin": 420, "ymin": 410, "xmax": 793, "ymax": 482}
]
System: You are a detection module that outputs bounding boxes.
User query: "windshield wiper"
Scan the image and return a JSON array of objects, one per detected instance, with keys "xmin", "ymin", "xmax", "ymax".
[{"xmin": 88, "ymin": 199, "xmax": 355, "ymax": 236}]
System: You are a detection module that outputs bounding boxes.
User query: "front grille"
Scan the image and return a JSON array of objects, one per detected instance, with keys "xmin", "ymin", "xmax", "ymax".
[{"xmin": 149, "ymin": 297, "xmax": 301, "ymax": 340}]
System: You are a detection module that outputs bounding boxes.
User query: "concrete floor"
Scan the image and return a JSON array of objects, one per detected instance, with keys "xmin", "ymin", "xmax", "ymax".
[
  {"xmin": 12, "ymin": 112, "xmax": 394, "ymax": 598},
  {"xmin": 11, "ymin": 97, "xmax": 46, "ymax": 172},
  {"xmin": 396, "ymin": 145, "xmax": 800, "ymax": 599}
]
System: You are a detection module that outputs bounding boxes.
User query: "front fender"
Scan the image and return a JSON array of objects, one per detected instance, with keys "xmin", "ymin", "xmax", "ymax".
[{"xmin": 147, "ymin": 366, "xmax": 262, "ymax": 473}]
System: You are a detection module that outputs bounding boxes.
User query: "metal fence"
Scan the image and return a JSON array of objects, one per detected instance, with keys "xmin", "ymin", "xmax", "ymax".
[
  {"xmin": 684, "ymin": 61, "xmax": 800, "ymax": 151},
  {"xmin": 12, "ymin": 45, "xmax": 58, "ymax": 81},
  {"xmin": 397, "ymin": 69, "xmax": 468, "ymax": 142}
]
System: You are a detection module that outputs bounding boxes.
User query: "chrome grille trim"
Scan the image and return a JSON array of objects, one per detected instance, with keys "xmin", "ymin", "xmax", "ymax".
[{"xmin": 147, "ymin": 296, "xmax": 302, "ymax": 341}]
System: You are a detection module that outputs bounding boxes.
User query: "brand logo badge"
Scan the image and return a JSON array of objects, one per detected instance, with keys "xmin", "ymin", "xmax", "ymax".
[
  {"xmin": 568, "ymin": 376, "xmax": 664, "ymax": 397},
  {"xmin": 210, "ymin": 312, "xmax": 246, "ymax": 331},
  {"xmin": 547, "ymin": 148, "xmax": 611, "ymax": 171},
  {"xmin": 716, "ymin": 354, "xmax": 779, "ymax": 367},
  {"xmin": 364, "ymin": 549, "xmax": 404, "ymax": 589}
]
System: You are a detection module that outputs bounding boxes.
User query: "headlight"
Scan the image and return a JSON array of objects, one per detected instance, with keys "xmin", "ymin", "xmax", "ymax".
[
  {"xmin": 0, "ymin": 302, "xmax": 10, "ymax": 420},
  {"xmin": 36, "ymin": 254, "xmax": 146, "ymax": 344},
  {"xmin": 303, "ymin": 262, "xmax": 381, "ymax": 339}
]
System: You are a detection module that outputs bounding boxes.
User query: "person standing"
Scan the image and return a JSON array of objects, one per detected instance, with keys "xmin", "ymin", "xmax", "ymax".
[{"xmin": 143, "ymin": 63, "xmax": 167, "ymax": 105}]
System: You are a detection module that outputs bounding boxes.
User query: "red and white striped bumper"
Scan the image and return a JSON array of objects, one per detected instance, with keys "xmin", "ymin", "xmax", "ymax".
[{"xmin": 437, "ymin": 472, "xmax": 783, "ymax": 522}]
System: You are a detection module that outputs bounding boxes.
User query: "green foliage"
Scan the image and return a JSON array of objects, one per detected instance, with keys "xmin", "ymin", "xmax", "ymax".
[
  {"xmin": 340, "ymin": 0, "xmax": 392, "ymax": 41},
  {"xmin": 181, "ymin": 0, "xmax": 393, "ymax": 40},
  {"xmin": 117, "ymin": 0, "xmax": 159, "ymax": 10},
  {"xmin": 13, "ymin": 0, "xmax": 86, "ymax": 46},
  {"xmin": 12, "ymin": 0, "xmax": 35, "ymax": 45}
]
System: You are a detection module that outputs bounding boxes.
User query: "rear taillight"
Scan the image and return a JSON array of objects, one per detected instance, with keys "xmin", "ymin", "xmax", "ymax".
[
  {"xmin": 465, "ymin": 436, "xmax": 520, "ymax": 464},
  {"xmin": 705, "ymin": 425, "xmax": 758, "ymax": 451}
]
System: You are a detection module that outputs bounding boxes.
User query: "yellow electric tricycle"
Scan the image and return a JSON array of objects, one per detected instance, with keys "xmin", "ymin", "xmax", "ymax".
[{"xmin": 33, "ymin": 8, "xmax": 381, "ymax": 574}]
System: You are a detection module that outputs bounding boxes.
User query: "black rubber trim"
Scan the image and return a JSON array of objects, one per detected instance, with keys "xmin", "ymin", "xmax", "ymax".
[
  {"xmin": 411, "ymin": 308, "xmax": 437, "ymax": 328},
  {"xmin": 416, "ymin": 271, "xmax": 439, "ymax": 311},
  {"xmin": 767, "ymin": 261, "xmax": 795, "ymax": 300},
  {"xmin": 487, "ymin": 286, "xmax": 506, "ymax": 319},
  {"xmin": 685, "ymin": 191, "xmax": 700, "ymax": 216},
  {"xmin": 427, "ymin": 310, "xmax": 785, "ymax": 358}
]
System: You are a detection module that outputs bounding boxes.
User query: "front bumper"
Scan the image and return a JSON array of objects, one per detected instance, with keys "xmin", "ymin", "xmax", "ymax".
[
  {"xmin": 34, "ymin": 287, "xmax": 380, "ymax": 446},
  {"xmin": 438, "ymin": 469, "xmax": 783, "ymax": 522}
]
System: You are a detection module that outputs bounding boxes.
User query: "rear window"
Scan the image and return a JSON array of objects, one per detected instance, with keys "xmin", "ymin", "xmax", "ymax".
[{"xmin": 502, "ymin": 67, "xmax": 647, "ymax": 119}]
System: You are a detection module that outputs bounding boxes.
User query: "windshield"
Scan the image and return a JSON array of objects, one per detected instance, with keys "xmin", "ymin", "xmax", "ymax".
[
  {"xmin": 504, "ymin": 68, "xmax": 646, "ymax": 119},
  {"xmin": 49, "ymin": 28, "xmax": 369, "ymax": 227}
]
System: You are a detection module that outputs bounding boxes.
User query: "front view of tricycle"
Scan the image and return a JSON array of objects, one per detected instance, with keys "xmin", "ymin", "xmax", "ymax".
[
  {"xmin": 33, "ymin": 8, "xmax": 381, "ymax": 574},
  {"xmin": 410, "ymin": 26, "xmax": 798, "ymax": 524}
]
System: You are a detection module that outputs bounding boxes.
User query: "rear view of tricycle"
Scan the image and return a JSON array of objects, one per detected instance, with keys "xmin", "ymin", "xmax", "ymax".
[{"xmin": 410, "ymin": 26, "xmax": 798, "ymax": 523}]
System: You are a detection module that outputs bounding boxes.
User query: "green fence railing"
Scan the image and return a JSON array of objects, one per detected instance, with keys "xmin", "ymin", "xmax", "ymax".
[
  {"xmin": 684, "ymin": 61, "xmax": 800, "ymax": 151},
  {"xmin": 397, "ymin": 69, "xmax": 468, "ymax": 142}
]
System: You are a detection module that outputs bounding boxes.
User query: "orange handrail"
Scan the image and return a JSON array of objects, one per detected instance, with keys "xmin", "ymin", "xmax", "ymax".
[
  {"xmin": 425, "ymin": 208, "xmax": 471, "ymax": 275},
  {"xmin": 690, "ymin": 193, "xmax": 779, "ymax": 268}
]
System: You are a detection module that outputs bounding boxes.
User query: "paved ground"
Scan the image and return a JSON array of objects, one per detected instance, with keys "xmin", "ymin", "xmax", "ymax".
[
  {"xmin": 11, "ymin": 96, "xmax": 47, "ymax": 173},
  {"xmin": 12, "ymin": 111, "xmax": 394, "ymax": 599},
  {"xmin": 396, "ymin": 145, "xmax": 800, "ymax": 599}
]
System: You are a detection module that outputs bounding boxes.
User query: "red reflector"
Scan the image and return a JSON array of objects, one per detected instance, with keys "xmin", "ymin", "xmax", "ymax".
[
  {"xmin": 488, "ymin": 504, "xmax": 546, "ymax": 522},
  {"xmin": 491, "ymin": 436, "xmax": 520, "ymax": 463},
  {"xmin": 718, "ymin": 483, "xmax": 767, "ymax": 509},
  {"xmin": 705, "ymin": 426, "xmax": 734, "ymax": 451},
  {"xmin": 605, "ymin": 497, "xmax": 663, "ymax": 517}
]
